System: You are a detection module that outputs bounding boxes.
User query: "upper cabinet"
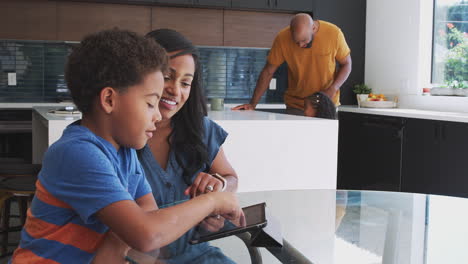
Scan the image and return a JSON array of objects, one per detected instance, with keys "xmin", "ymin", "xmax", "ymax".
[
  {"xmin": 231, "ymin": 0, "xmax": 314, "ymax": 12},
  {"xmin": 231, "ymin": 0, "xmax": 268, "ymax": 9},
  {"xmin": 193, "ymin": 0, "xmax": 231, "ymax": 8},
  {"xmin": 275, "ymin": 0, "xmax": 314, "ymax": 12},
  {"xmin": 54, "ymin": 0, "xmax": 313, "ymax": 12},
  {"xmin": 152, "ymin": 7, "xmax": 223, "ymax": 46},
  {"xmin": 154, "ymin": 0, "xmax": 192, "ymax": 4}
]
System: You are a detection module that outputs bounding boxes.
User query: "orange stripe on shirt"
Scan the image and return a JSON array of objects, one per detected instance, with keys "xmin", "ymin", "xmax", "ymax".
[
  {"xmin": 35, "ymin": 180, "xmax": 71, "ymax": 209},
  {"xmin": 25, "ymin": 210, "xmax": 105, "ymax": 253},
  {"xmin": 11, "ymin": 248, "xmax": 61, "ymax": 264}
]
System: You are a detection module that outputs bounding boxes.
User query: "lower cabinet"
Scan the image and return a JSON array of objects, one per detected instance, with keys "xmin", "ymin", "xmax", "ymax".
[
  {"xmin": 339, "ymin": 112, "xmax": 468, "ymax": 198},
  {"xmin": 402, "ymin": 118, "xmax": 468, "ymax": 197},
  {"xmin": 338, "ymin": 112, "xmax": 404, "ymax": 191}
]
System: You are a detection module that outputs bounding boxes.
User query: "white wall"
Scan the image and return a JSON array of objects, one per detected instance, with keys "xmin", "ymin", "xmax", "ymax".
[{"xmin": 365, "ymin": 0, "xmax": 468, "ymax": 113}]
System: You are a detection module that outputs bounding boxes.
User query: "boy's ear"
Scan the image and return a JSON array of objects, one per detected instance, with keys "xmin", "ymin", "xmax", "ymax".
[{"xmin": 100, "ymin": 87, "xmax": 117, "ymax": 114}]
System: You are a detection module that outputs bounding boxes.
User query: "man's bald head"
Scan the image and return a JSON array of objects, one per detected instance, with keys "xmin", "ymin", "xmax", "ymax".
[{"xmin": 290, "ymin": 13, "xmax": 315, "ymax": 48}]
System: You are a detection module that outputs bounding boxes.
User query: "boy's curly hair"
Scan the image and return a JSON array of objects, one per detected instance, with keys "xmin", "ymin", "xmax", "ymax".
[{"xmin": 65, "ymin": 28, "xmax": 168, "ymax": 114}]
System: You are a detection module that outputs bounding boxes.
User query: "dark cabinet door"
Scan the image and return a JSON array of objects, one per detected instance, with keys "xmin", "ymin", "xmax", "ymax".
[
  {"xmin": 438, "ymin": 121, "xmax": 468, "ymax": 198},
  {"xmin": 155, "ymin": 0, "xmax": 192, "ymax": 4},
  {"xmin": 195, "ymin": 0, "xmax": 230, "ymax": 7},
  {"xmin": 338, "ymin": 112, "xmax": 404, "ymax": 192},
  {"xmin": 231, "ymin": 0, "xmax": 271, "ymax": 9},
  {"xmin": 275, "ymin": 0, "xmax": 314, "ymax": 12},
  {"xmin": 401, "ymin": 118, "xmax": 441, "ymax": 195}
]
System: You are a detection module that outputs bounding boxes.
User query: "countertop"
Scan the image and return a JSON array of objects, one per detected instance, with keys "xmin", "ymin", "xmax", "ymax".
[
  {"xmin": 0, "ymin": 102, "xmax": 74, "ymax": 109},
  {"xmin": 33, "ymin": 106, "xmax": 82, "ymax": 122},
  {"xmin": 33, "ymin": 104, "xmax": 332, "ymax": 123},
  {"xmin": 208, "ymin": 107, "xmax": 333, "ymax": 122},
  {"xmin": 338, "ymin": 106, "xmax": 468, "ymax": 123}
]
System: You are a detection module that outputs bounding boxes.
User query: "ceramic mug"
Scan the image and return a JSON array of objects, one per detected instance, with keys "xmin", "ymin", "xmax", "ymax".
[{"xmin": 210, "ymin": 98, "xmax": 224, "ymax": 111}]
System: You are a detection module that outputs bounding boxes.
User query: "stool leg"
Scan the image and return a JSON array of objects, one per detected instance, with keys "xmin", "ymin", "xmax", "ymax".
[
  {"xmin": 18, "ymin": 197, "xmax": 28, "ymax": 226},
  {"xmin": 1, "ymin": 198, "xmax": 11, "ymax": 255}
]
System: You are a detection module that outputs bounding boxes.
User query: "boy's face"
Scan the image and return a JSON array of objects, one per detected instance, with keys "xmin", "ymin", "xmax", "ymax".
[
  {"xmin": 159, "ymin": 52, "xmax": 195, "ymax": 121},
  {"xmin": 304, "ymin": 98, "xmax": 318, "ymax": 117},
  {"xmin": 111, "ymin": 71, "xmax": 164, "ymax": 149}
]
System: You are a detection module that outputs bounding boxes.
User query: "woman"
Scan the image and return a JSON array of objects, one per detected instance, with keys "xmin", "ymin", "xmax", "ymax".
[{"xmin": 137, "ymin": 29, "xmax": 238, "ymax": 264}]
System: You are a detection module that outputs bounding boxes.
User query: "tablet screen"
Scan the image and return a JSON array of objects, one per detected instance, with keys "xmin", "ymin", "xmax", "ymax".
[{"xmin": 190, "ymin": 202, "xmax": 267, "ymax": 244}]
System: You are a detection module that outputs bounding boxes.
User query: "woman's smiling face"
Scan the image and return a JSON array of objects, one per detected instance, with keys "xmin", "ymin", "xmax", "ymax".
[{"xmin": 158, "ymin": 51, "xmax": 195, "ymax": 121}]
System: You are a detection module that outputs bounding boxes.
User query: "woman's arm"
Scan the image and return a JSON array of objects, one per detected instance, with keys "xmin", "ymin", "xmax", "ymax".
[
  {"xmin": 185, "ymin": 147, "xmax": 238, "ymax": 197},
  {"xmin": 209, "ymin": 147, "xmax": 238, "ymax": 192}
]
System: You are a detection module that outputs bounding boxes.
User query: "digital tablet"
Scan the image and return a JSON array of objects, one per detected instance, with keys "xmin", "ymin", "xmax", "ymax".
[{"xmin": 189, "ymin": 202, "xmax": 267, "ymax": 244}]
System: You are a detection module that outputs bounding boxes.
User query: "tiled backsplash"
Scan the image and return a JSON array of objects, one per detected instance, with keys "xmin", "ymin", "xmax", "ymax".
[{"xmin": 0, "ymin": 40, "xmax": 285, "ymax": 104}]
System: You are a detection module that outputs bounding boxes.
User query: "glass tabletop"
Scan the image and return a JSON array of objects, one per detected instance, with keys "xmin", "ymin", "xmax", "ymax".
[{"xmin": 207, "ymin": 189, "xmax": 468, "ymax": 264}]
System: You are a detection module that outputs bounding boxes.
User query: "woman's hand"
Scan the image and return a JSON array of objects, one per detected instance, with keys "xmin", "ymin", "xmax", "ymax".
[{"xmin": 184, "ymin": 172, "xmax": 224, "ymax": 198}]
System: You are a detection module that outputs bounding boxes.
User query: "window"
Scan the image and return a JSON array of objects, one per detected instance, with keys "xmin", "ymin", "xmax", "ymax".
[{"xmin": 432, "ymin": 0, "xmax": 467, "ymax": 88}]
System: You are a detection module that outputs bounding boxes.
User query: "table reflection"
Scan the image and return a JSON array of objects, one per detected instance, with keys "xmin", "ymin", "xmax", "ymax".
[{"xmin": 130, "ymin": 190, "xmax": 468, "ymax": 264}]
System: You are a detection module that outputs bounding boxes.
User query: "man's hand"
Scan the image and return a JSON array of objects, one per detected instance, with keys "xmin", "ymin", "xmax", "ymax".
[
  {"xmin": 231, "ymin": 103, "xmax": 256, "ymax": 110},
  {"xmin": 323, "ymin": 85, "xmax": 338, "ymax": 99}
]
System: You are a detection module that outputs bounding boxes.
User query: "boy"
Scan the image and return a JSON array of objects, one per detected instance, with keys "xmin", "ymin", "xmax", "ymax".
[{"xmin": 10, "ymin": 29, "xmax": 241, "ymax": 264}]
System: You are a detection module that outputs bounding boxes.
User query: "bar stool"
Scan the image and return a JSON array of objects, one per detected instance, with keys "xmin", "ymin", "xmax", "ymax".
[{"xmin": 0, "ymin": 164, "xmax": 40, "ymax": 257}]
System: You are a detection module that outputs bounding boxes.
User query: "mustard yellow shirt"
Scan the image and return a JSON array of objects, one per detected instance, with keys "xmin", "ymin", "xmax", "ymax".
[{"xmin": 267, "ymin": 21, "xmax": 350, "ymax": 109}]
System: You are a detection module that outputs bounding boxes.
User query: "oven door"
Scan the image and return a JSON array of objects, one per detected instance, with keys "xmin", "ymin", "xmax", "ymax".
[{"xmin": 0, "ymin": 110, "xmax": 33, "ymax": 164}]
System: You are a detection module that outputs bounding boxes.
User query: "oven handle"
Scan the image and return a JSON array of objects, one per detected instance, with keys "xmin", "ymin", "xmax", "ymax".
[{"xmin": 0, "ymin": 121, "xmax": 32, "ymax": 134}]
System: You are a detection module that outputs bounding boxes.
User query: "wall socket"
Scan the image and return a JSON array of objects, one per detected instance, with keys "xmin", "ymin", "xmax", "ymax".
[
  {"xmin": 269, "ymin": 78, "xmax": 277, "ymax": 90},
  {"xmin": 7, "ymin": 72, "xmax": 17, "ymax": 86}
]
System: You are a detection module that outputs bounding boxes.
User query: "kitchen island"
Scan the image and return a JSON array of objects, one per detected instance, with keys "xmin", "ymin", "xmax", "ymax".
[{"xmin": 32, "ymin": 106, "xmax": 338, "ymax": 192}]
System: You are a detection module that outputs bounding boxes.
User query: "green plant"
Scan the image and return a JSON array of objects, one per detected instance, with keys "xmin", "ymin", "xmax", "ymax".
[
  {"xmin": 353, "ymin": 84, "xmax": 372, "ymax": 94},
  {"xmin": 438, "ymin": 22, "xmax": 467, "ymax": 85},
  {"xmin": 447, "ymin": 80, "xmax": 468, "ymax": 89}
]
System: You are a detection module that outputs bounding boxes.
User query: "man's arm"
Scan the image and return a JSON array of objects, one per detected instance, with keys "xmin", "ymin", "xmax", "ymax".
[
  {"xmin": 323, "ymin": 55, "xmax": 352, "ymax": 99},
  {"xmin": 232, "ymin": 62, "xmax": 279, "ymax": 110}
]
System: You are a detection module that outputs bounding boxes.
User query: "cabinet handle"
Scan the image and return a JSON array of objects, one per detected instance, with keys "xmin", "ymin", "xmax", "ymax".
[
  {"xmin": 441, "ymin": 124, "xmax": 446, "ymax": 141},
  {"xmin": 267, "ymin": 0, "xmax": 271, "ymax": 7},
  {"xmin": 275, "ymin": 0, "xmax": 278, "ymax": 7}
]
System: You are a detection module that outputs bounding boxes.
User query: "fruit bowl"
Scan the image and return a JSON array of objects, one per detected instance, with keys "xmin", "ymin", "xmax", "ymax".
[{"xmin": 359, "ymin": 100, "xmax": 397, "ymax": 108}]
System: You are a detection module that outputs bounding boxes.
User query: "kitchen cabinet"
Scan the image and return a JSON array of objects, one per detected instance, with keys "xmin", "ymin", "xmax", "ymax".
[
  {"xmin": 152, "ymin": 7, "xmax": 223, "ymax": 46},
  {"xmin": 402, "ymin": 118, "xmax": 468, "ymax": 198},
  {"xmin": 231, "ymin": 0, "xmax": 314, "ymax": 12},
  {"xmin": 339, "ymin": 112, "xmax": 468, "ymax": 198},
  {"xmin": 338, "ymin": 112, "xmax": 404, "ymax": 192},
  {"xmin": 275, "ymin": 0, "xmax": 314, "ymax": 12},
  {"xmin": 193, "ymin": 0, "xmax": 230, "ymax": 7},
  {"xmin": 223, "ymin": 10, "xmax": 292, "ymax": 47},
  {"xmin": 154, "ymin": 0, "xmax": 191, "ymax": 5},
  {"xmin": 401, "ymin": 118, "xmax": 441, "ymax": 195}
]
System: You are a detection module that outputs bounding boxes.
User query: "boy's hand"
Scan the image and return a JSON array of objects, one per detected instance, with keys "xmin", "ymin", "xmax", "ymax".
[
  {"xmin": 184, "ymin": 172, "xmax": 223, "ymax": 198},
  {"xmin": 209, "ymin": 191, "xmax": 242, "ymax": 221},
  {"xmin": 200, "ymin": 215, "xmax": 225, "ymax": 232}
]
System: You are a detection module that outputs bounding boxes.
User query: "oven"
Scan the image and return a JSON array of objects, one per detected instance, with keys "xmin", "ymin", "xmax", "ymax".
[{"xmin": 0, "ymin": 110, "xmax": 32, "ymax": 164}]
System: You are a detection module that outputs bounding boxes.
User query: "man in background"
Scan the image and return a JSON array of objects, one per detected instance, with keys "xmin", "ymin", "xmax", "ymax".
[{"xmin": 233, "ymin": 13, "xmax": 352, "ymax": 115}]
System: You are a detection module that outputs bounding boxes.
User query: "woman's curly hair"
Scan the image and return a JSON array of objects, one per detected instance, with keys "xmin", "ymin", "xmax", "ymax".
[{"xmin": 65, "ymin": 28, "xmax": 168, "ymax": 114}]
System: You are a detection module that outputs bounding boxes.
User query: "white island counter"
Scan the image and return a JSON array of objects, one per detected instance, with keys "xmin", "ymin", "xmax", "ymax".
[{"xmin": 32, "ymin": 106, "xmax": 338, "ymax": 192}]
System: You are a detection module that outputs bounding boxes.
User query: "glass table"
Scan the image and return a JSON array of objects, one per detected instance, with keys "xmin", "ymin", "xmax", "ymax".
[{"xmin": 206, "ymin": 189, "xmax": 468, "ymax": 264}]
